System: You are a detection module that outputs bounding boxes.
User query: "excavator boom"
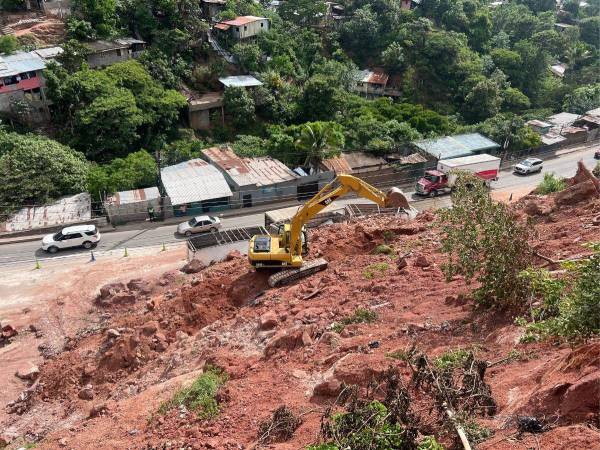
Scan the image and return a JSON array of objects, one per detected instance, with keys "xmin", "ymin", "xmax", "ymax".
[{"xmin": 248, "ymin": 174, "xmax": 411, "ymax": 286}]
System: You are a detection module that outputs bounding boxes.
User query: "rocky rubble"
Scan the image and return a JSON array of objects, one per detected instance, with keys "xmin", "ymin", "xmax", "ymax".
[{"xmin": 1, "ymin": 190, "xmax": 599, "ymax": 449}]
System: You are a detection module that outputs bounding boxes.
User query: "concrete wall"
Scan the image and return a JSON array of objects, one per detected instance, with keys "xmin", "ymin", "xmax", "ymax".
[
  {"xmin": 105, "ymin": 197, "xmax": 162, "ymax": 226},
  {"xmin": 87, "ymin": 48, "xmax": 137, "ymax": 68},
  {"xmin": 189, "ymin": 109, "xmax": 210, "ymax": 130},
  {"xmin": 0, "ymin": 71, "xmax": 50, "ymax": 124}
]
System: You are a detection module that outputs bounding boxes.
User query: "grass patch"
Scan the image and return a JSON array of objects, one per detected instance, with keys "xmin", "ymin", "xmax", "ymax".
[
  {"xmin": 331, "ymin": 308, "xmax": 377, "ymax": 333},
  {"xmin": 386, "ymin": 349, "xmax": 411, "ymax": 361},
  {"xmin": 373, "ymin": 244, "xmax": 395, "ymax": 255},
  {"xmin": 536, "ymin": 172, "xmax": 566, "ymax": 194},
  {"xmin": 459, "ymin": 416, "xmax": 493, "ymax": 444},
  {"xmin": 158, "ymin": 366, "xmax": 227, "ymax": 419},
  {"xmin": 433, "ymin": 348, "xmax": 470, "ymax": 370},
  {"xmin": 363, "ymin": 262, "xmax": 390, "ymax": 279}
]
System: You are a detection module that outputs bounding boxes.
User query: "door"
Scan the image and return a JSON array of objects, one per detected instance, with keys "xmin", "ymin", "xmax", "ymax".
[
  {"xmin": 62, "ymin": 232, "xmax": 83, "ymax": 248},
  {"xmin": 242, "ymin": 194, "xmax": 252, "ymax": 208}
]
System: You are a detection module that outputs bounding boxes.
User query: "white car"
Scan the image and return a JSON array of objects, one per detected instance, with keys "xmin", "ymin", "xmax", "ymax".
[
  {"xmin": 177, "ymin": 215, "xmax": 221, "ymax": 237},
  {"xmin": 514, "ymin": 158, "xmax": 543, "ymax": 175},
  {"xmin": 42, "ymin": 225, "xmax": 101, "ymax": 253}
]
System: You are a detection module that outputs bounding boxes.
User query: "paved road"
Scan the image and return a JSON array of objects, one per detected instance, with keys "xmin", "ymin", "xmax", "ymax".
[{"xmin": 0, "ymin": 145, "xmax": 597, "ymax": 267}]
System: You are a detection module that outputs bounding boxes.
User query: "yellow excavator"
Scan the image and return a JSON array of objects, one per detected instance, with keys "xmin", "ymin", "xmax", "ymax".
[{"xmin": 248, "ymin": 174, "xmax": 411, "ymax": 287}]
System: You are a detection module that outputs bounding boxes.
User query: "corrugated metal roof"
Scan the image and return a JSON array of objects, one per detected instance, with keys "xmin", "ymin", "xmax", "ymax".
[
  {"xmin": 214, "ymin": 23, "xmax": 230, "ymax": 30},
  {"xmin": 161, "ymin": 159, "xmax": 232, "ymax": 206},
  {"xmin": 321, "ymin": 156, "xmax": 353, "ymax": 174},
  {"xmin": 221, "ymin": 16, "xmax": 267, "ymax": 26},
  {"xmin": 202, "ymin": 147, "xmax": 298, "ymax": 188},
  {"xmin": 541, "ymin": 132, "xmax": 567, "ymax": 145},
  {"xmin": 0, "ymin": 193, "xmax": 91, "ymax": 233},
  {"xmin": 547, "ymin": 112, "xmax": 580, "ymax": 127},
  {"xmin": 111, "ymin": 187, "xmax": 160, "ymax": 206},
  {"xmin": 397, "ymin": 153, "xmax": 428, "ymax": 164},
  {"xmin": 577, "ymin": 115, "xmax": 600, "ymax": 126},
  {"xmin": 341, "ymin": 152, "xmax": 388, "ymax": 169},
  {"xmin": 413, "ymin": 133, "xmax": 500, "ymax": 159},
  {"xmin": 86, "ymin": 40, "xmax": 129, "ymax": 52},
  {"xmin": 586, "ymin": 107, "xmax": 600, "ymax": 118},
  {"xmin": 218, "ymin": 75, "xmax": 263, "ymax": 87},
  {"xmin": 0, "ymin": 51, "xmax": 46, "ymax": 77},
  {"xmin": 33, "ymin": 46, "xmax": 64, "ymax": 60},
  {"xmin": 527, "ymin": 119, "xmax": 552, "ymax": 128}
]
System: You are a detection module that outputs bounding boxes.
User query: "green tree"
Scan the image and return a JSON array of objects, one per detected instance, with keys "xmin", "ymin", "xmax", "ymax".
[
  {"xmin": 463, "ymin": 79, "xmax": 502, "ymax": 123},
  {"xmin": 56, "ymin": 39, "xmax": 90, "ymax": 73},
  {"xmin": 232, "ymin": 135, "xmax": 268, "ymax": 157},
  {"xmin": 0, "ymin": 132, "xmax": 88, "ymax": 215},
  {"xmin": 438, "ymin": 173, "xmax": 533, "ymax": 308},
  {"xmin": 231, "ymin": 42, "xmax": 262, "ymax": 72},
  {"xmin": 502, "ymin": 87, "xmax": 531, "ymax": 112},
  {"xmin": 295, "ymin": 121, "xmax": 344, "ymax": 170},
  {"xmin": 0, "ymin": 0, "xmax": 25, "ymax": 10},
  {"xmin": 579, "ymin": 16, "xmax": 600, "ymax": 48},
  {"xmin": 0, "ymin": 35, "xmax": 19, "ymax": 55},
  {"xmin": 381, "ymin": 42, "xmax": 405, "ymax": 74},
  {"xmin": 471, "ymin": 113, "xmax": 541, "ymax": 152},
  {"xmin": 65, "ymin": 17, "xmax": 97, "ymax": 40},
  {"xmin": 339, "ymin": 5, "xmax": 381, "ymax": 64},
  {"xmin": 72, "ymin": 0, "xmax": 117, "ymax": 37},
  {"xmin": 223, "ymin": 86, "xmax": 256, "ymax": 128},
  {"xmin": 299, "ymin": 75, "xmax": 343, "ymax": 122},
  {"xmin": 278, "ymin": 0, "xmax": 327, "ymax": 26},
  {"xmin": 516, "ymin": 0, "xmax": 556, "ymax": 14},
  {"xmin": 563, "ymin": 83, "xmax": 600, "ymax": 113},
  {"xmin": 87, "ymin": 150, "xmax": 157, "ymax": 200},
  {"xmin": 490, "ymin": 48, "xmax": 523, "ymax": 86}
]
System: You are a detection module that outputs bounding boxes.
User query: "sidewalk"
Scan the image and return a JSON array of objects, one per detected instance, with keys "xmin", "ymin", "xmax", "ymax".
[{"xmin": 0, "ymin": 197, "xmax": 308, "ymax": 246}]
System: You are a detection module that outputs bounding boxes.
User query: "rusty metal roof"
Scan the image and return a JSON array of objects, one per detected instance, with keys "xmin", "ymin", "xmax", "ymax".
[
  {"xmin": 357, "ymin": 69, "xmax": 389, "ymax": 85},
  {"xmin": 110, "ymin": 187, "xmax": 160, "ymax": 206},
  {"xmin": 202, "ymin": 147, "xmax": 298, "ymax": 188},
  {"xmin": 341, "ymin": 152, "xmax": 388, "ymax": 170},
  {"xmin": 221, "ymin": 16, "xmax": 268, "ymax": 26},
  {"xmin": 321, "ymin": 155, "xmax": 353, "ymax": 174},
  {"xmin": 161, "ymin": 158, "xmax": 232, "ymax": 206},
  {"xmin": 214, "ymin": 23, "xmax": 230, "ymax": 30}
]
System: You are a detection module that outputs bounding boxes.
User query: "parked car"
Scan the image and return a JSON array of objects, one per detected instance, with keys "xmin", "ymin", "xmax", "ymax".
[
  {"xmin": 177, "ymin": 215, "xmax": 221, "ymax": 237},
  {"xmin": 514, "ymin": 158, "xmax": 543, "ymax": 175},
  {"xmin": 42, "ymin": 225, "xmax": 101, "ymax": 253},
  {"xmin": 594, "ymin": 148, "xmax": 600, "ymax": 159}
]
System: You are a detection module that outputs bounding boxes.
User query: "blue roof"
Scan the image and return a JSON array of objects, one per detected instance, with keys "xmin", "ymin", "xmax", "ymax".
[{"xmin": 413, "ymin": 133, "xmax": 500, "ymax": 159}]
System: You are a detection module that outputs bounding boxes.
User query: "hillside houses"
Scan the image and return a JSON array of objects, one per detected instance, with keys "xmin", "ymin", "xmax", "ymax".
[{"xmin": 214, "ymin": 16, "xmax": 270, "ymax": 41}]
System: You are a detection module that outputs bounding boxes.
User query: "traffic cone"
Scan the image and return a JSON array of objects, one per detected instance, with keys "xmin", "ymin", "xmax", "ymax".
[
  {"xmin": 90, "ymin": 250, "xmax": 96, "ymax": 262},
  {"xmin": 161, "ymin": 242, "xmax": 166, "ymax": 252},
  {"xmin": 34, "ymin": 258, "xmax": 41, "ymax": 270},
  {"xmin": 123, "ymin": 247, "xmax": 128, "ymax": 257}
]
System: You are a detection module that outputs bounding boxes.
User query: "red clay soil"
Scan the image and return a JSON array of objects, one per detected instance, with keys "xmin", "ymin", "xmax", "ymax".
[{"xmin": 1, "ymin": 195, "xmax": 599, "ymax": 449}]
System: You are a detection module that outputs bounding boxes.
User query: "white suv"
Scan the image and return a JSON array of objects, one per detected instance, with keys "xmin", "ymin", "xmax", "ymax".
[{"xmin": 42, "ymin": 225, "xmax": 101, "ymax": 253}]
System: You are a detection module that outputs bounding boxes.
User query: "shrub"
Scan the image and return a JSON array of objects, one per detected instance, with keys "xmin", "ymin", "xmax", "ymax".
[
  {"xmin": 363, "ymin": 262, "xmax": 390, "ymax": 279},
  {"xmin": 536, "ymin": 172, "xmax": 566, "ymax": 194},
  {"xmin": 158, "ymin": 366, "xmax": 227, "ymax": 419},
  {"xmin": 437, "ymin": 172, "xmax": 533, "ymax": 308},
  {"xmin": 373, "ymin": 244, "xmax": 394, "ymax": 255},
  {"xmin": 518, "ymin": 243, "xmax": 600, "ymax": 341},
  {"xmin": 433, "ymin": 348, "xmax": 470, "ymax": 371},
  {"xmin": 331, "ymin": 308, "xmax": 377, "ymax": 333}
]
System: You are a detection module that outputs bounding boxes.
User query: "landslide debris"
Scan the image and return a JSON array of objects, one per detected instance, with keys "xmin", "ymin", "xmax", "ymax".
[{"xmin": 1, "ymin": 188, "xmax": 599, "ymax": 450}]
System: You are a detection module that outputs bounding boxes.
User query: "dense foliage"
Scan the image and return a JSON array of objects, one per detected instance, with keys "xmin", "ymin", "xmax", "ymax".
[
  {"xmin": 0, "ymin": 131, "xmax": 89, "ymax": 216},
  {"xmin": 519, "ymin": 243, "xmax": 600, "ymax": 341},
  {"xmin": 438, "ymin": 173, "xmax": 534, "ymax": 308}
]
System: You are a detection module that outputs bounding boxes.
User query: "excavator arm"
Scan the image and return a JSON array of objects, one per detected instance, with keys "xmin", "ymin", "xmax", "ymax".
[{"xmin": 287, "ymin": 174, "xmax": 409, "ymax": 258}]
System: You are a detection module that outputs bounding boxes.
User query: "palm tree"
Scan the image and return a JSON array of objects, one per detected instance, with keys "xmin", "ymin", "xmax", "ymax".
[{"xmin": 295, "ymin": 121, "xmax": 344, "ymax": 172}]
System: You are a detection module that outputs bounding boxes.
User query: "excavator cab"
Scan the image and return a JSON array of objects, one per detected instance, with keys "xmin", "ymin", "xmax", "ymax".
[{"xmin": 248, "ymin": 175, "xmax": 411, "ymax": 285}]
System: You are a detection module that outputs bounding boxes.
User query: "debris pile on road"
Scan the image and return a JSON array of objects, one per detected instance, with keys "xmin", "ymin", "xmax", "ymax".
[{"xmin": 0, "ymin": 169, "xmax": 599, "ymax": 449}]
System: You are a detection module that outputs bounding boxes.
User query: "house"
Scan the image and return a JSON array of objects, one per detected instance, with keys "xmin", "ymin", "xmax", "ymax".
[
  {"xmin": 400, "ymin": 0, "xmax": 421, "ymax": 10},
  {"xmin": 550, "ymin": 62, "xmax": 567, "ymax": 77},
  {"xmin": 33, "ymin": 46, "xmax": 64, "ymax": 63},
  {"xmin": 202, "ymin": 146, "xmax": 301, "ymax": 207},
  {"xmin": 526, "ymin": 119, "xmax": 553, "ymax": 134},
  {"xmin": 325, "ymin": 2, "xmax": 348, "ymax": 27},
  {"xmin": 554, "ymin": 23, "xmax": 575, "ymax": 33},
  {"xmin": 341, "ymin": 152, "xmax": 396, "ymax": 187},
  {"xmin": 0, "ymin": 193, "xmax": 91, "ymax": 233},
  {"xmin": 104, "ymin": 187, "xmax": 161, "ymax": 225},
  {"xmin": 573, "ymin": 115, "xmax": 600, "ymax": 141},
  {"xmin": 218, "ymin": 75, "xmax": 263, "ymax": 88},
  {"xmin": 187, "ymin": 92, "xmax": 224, "ymax": 131},
  {"xmin": 85, "ymin": 38, "xmax": 146, "ymax": 69},
  {"xmin": 160, "ymin": 159, "xmax": 233, "ymax": 216},
  {"xmin": 214, "ymin": 16, "xmax": 270, "ymax": 41},
  {"xmin": 412, "ymin": 133, "xmax": 501, "ymax": 160},
  {"xmin": 354, "ymin": 69, "xmax": 390, "ymax": 98},
  {"xmin": 0, "ymin": 50, "xmax": 50, "ymax": 123},
  {"xmin": 201, "ymin": 0, "xmax": 227, "ymax": 21},
  {"xmin": 320, "ymin": 155, "xmax": 353, "ymax": 175},
  {"xmin": 547, "ymin": 112, "xmax": 580, "ymax": 129}
]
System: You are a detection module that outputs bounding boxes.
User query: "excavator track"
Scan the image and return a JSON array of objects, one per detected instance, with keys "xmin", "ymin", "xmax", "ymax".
[{"xmin": 268, "ymin": 258, "xmax": 329, "ymax": 288}]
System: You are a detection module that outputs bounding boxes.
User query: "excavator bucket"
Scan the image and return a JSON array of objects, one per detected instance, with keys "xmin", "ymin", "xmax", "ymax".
[{"xmin": 385, "ymin": 187, "xmax": 410, "ymax": 209}]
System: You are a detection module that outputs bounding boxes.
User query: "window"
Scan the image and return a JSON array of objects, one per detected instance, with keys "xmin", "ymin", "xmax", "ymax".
[
  {"xmin": 63, "ymin": 233, "xmax": 82, "ymax": 240},
  {"xmin": 261, "ymin": 23, "xmax": 263, "ymax": 27},
  {"xmin": 244, "ymin": 26, "xmax": 247, "ymax": 30},
  {"xmin": 27, "ymin": 71, "xmax": 37, "ymax": 78},
  {"xmin": 116, "ymin": 49, "xmax": 122, "ymax": 56},
  {"xmin": 236, "ymin": 27, "xmax": 239, "ymax": 32}
]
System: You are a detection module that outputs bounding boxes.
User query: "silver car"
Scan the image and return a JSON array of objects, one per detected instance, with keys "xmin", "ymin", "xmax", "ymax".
[
  {"xmin": 514, "ymin": 158, "xmax": 543, "ymax": 175},
  {"xmin": 177, "ymin": 215, "xmax": 221, "ymax": 237}
]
